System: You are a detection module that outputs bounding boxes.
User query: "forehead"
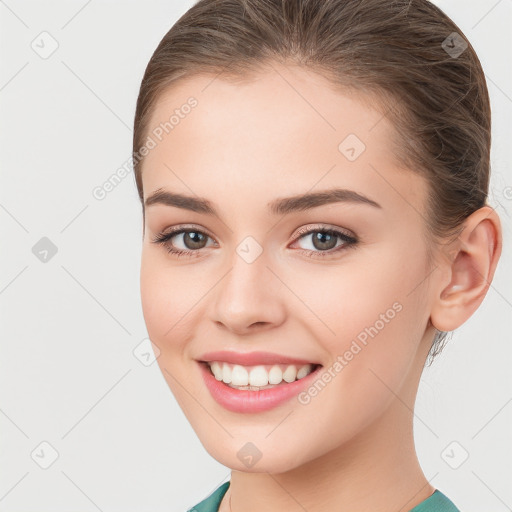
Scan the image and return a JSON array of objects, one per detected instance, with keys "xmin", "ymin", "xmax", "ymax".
[
  {"xmin": 141, "ymin": 62, "xmax": 426, "ymax": 216},
  {"xmin": 145, "ymin": 63, "xmax": 390, "ymax": 155}
]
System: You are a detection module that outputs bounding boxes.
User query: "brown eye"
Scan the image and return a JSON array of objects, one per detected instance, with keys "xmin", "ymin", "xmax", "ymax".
[
  {"xmin": 180, "ymin": 231, "xmax": 208, "ymax": 250},
  {"xmin": 151, "ymin": 227, "xmax": 216, "ymax": 257},
  {"xmin": 308, "ymin": 231, "xmax": 339, "ymax": 251},
  {"xmin": 151, "ymin": 224, "xmax": 358, "ymax": 260},
  {"xmin": 292, "ymin": 226, "xmax": 358, "ymax": 259}
]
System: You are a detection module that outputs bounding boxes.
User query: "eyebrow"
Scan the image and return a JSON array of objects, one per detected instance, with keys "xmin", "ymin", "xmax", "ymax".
[{"xmin": 144, "ymin": 187, "xmax": 382, "ymax": 217}]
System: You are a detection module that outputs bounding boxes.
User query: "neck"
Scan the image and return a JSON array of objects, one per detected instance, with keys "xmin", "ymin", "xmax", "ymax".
[{"xmin": 226, "ymin": 342, "xmax": 435, "ymax": 512}]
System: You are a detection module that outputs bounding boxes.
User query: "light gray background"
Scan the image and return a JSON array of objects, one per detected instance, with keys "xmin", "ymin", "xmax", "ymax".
[{"xmin": 1, "ymin": 1, "xmax": 511, "ymax": 511}]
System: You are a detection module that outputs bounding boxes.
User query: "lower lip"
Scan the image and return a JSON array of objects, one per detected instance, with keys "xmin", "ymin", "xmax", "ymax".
[{"xmin": 198, "ymin": 361, "xmax": 322, "ymax": 413}]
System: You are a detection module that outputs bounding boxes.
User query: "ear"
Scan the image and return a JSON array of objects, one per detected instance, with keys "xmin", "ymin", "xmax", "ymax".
[{"xmin": 430, "ymin": 206, "xmax": 502, "ymax": 332}]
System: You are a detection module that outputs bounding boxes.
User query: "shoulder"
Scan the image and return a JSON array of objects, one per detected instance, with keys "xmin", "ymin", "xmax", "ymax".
[
  {"xmin": 408, "ymin": 489, "xmax": 461, "ymax": 512},
  {"xmin": 187, "ymin": 481, "xmax": 230, "ymax": 512},
  {"xmin": 186, "ymin": 483, "xmax": 459, "ymax": 512}
]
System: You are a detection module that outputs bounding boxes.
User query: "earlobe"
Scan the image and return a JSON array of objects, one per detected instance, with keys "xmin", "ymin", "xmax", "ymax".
[{"xmin": 430, "ymin": 206, "xmax": 502, "ymax": 333}]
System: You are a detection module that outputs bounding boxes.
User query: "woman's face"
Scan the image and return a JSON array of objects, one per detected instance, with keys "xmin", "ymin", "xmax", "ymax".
[{"xmin": 139, "ymin": 62, "xmax": 438, "ymax": 472}]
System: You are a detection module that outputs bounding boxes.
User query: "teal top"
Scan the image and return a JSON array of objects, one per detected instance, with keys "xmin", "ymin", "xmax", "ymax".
[{"xmin": 187, "ymin": 481, "xmax": 460, "ymax": 512}]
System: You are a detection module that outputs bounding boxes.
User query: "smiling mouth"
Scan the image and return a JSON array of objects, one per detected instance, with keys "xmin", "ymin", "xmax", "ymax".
[{"xmin": 201, "ymin": 361, "xmax": 322, "ymax": 391}]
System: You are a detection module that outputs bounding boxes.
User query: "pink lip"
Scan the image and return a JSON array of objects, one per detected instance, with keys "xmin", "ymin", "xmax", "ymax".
[
  {"xmin": 197, "ymin": 350, "xmax": 320, "ymax": 366},
  {"xmin": 198, "ymin": 361, "xmax": 322, "ymax": 413}
]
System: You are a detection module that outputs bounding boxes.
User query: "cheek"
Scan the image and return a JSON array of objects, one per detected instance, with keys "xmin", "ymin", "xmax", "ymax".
[
  {"xmin": 140, "ymin": 252, "xmax": 168, "ymax": 341},
  {"xmin": 292, "ymin": 245, "xmax": 428, "ymax": 345},
  {"xmin": 283, "ymin": 256, "xmax": 430, "ymax": 455},
  {"xmin": 139, "ymin": 249, "xmax": 198, "ymax": 356},
  {"xmin": 291, "ymin": 240, "xmax": 430, "ymax": 396},
  {"xmin": 140, "ymin": 250, "xmax": 208, "ymax": 413}
]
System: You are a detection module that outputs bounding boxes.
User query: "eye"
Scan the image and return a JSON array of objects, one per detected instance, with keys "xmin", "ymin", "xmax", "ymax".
[
  {"xmin": 290, "ymin": 225, "xmax": 358, "ymax": 259},
  {"xmin": 151, "ymin": 223, "xmax": 358, "ymax": 260},
  {"xmin": 151, "ymin": 225, "xmax": 216, "ymax": 258}
]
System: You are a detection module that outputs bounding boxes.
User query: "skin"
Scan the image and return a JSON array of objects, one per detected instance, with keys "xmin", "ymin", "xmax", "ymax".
[{"xmin": 138, "ymin": 61, "xmax": 502, "ymax": 512}]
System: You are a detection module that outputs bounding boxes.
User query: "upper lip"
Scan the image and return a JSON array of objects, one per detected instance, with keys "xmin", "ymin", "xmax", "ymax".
[{"xmin": 197, "ymin": 350, "xmax": 321, "ymax": 367}]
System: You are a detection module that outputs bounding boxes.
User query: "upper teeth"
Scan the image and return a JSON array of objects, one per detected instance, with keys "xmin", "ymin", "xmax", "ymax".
[{"xmin": 207, "ymin": 361, "xmax": 315, "ymax": 386}]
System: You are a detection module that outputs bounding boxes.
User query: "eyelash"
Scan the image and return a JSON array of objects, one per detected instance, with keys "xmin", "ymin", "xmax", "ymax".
[{"xmin": 151, "ymin": 224, "xmax": 358, "ymax": 260}]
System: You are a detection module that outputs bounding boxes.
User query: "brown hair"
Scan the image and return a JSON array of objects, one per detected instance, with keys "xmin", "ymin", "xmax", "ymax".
[{"xmin": 133, "ymin": 0, "xmax": 492, "ymax": 364}]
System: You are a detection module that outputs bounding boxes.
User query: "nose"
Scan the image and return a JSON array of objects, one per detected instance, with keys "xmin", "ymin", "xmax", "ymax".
[{"xmin": 211, "ymin": 244, "xmax": 286, "ymax": 335}]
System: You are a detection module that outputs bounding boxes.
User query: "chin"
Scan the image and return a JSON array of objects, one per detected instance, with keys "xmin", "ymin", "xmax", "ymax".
[{"xmin": 202, "ymin": 436, "xmax": 310, "ymax": 474}]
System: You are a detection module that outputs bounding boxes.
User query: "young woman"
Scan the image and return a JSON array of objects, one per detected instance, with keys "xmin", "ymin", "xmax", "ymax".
[{"xmin": 133, "ymin": 1, "xmax": 502, "ymax": 510}]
